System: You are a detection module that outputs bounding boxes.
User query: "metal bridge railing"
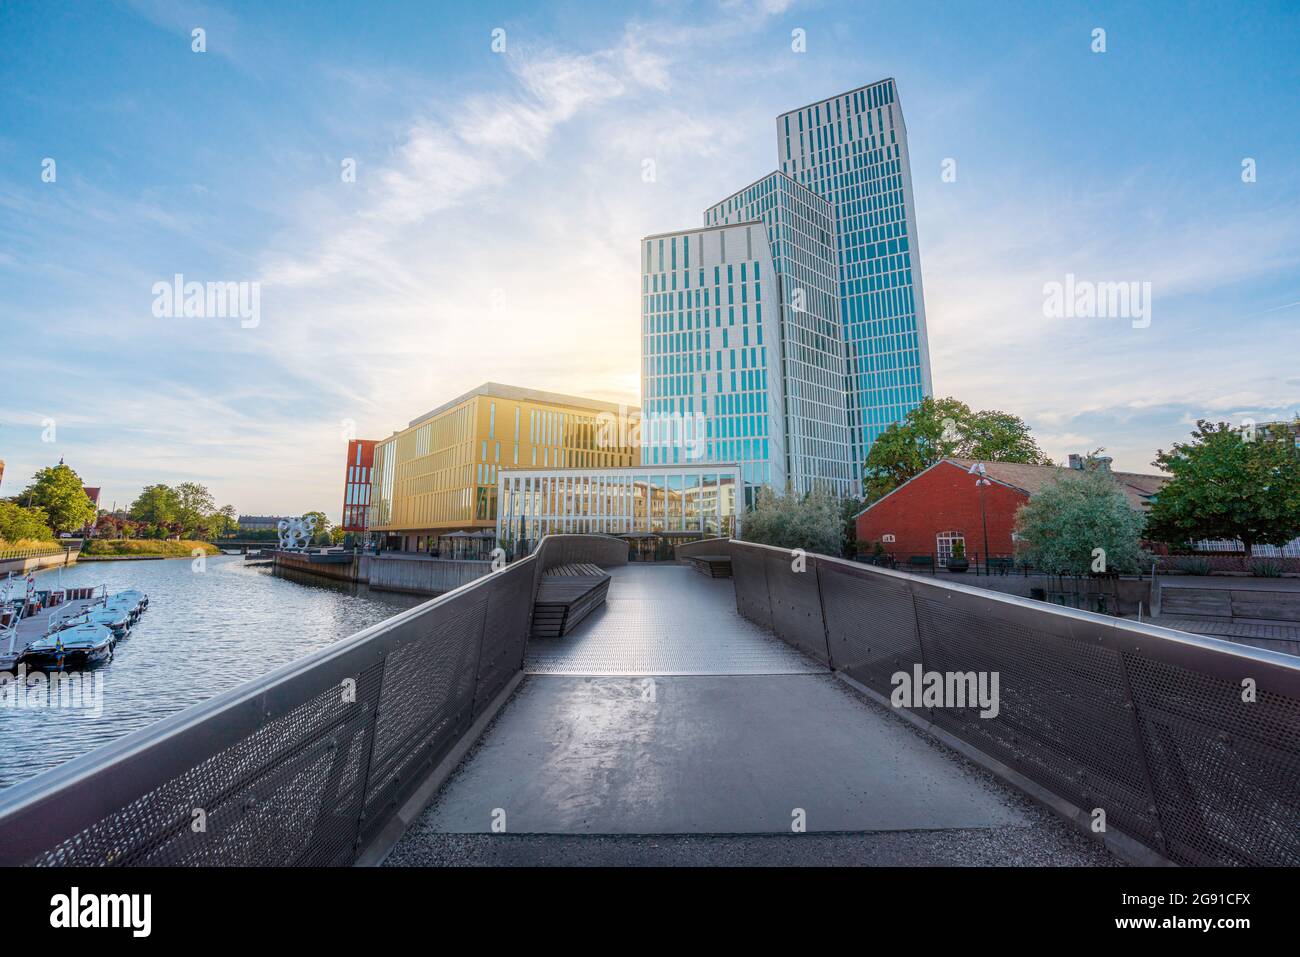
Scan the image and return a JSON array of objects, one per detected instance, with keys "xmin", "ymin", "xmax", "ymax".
[
  {"xmin": 729, "ymin": 540, "xmax": 1300, "ymax": 866},
  {"xmin": 0, "ymin": 537, "xmax": 623, "ymax": 865}
]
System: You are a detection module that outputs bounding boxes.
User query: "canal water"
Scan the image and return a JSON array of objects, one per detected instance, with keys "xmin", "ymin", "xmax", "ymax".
[{"xmin": 0, "ymin": 555, "xmax": 423, "ymax": 789}]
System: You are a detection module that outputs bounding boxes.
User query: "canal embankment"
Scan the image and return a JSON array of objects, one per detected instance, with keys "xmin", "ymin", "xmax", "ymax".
[
  {"xmin": 0, "ymin": 546, "xmax": 79, "ymax": 577},
  {"xmin": 273, "ymin": 550, "xmax": 492, "ymax": 596}
]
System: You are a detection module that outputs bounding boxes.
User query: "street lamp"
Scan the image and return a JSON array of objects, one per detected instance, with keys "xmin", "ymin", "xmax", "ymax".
[{"xmin": 968, "ymin": 463, "xmax": 993, "ymax": 573}]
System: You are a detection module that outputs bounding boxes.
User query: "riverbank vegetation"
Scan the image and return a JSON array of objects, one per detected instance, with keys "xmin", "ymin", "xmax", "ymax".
[{"xmin": 81, "ymin": 539, "xmax": 220, "ymax": 558}]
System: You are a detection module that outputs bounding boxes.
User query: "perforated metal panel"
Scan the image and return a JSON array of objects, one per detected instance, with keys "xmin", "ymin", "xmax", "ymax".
[
  {"xmin": 819, "ymin": 562, "xmax": 922, "ymax": 695},
  {"xmin": 913, "ymin": 592, "xmax": 1161, "ymax": 851},
  {"xmin": 359, "ymin": 598, "xmax": 485, "ymax": 847},
  {"xmin": 1123, "ymin": 651, "xmax": 1300, "ymax": 865},
  {"xmin": 472, "ymin": 562, "xmax": 534, "ymax": 719},
  {"xmin": 727, "ymin": 542, "xmax": 1300, "ymax": 866},
  {"xmin": 32, "ymin": 662, "xmax": 385, "ymax": 866},
  {"xmin": 763, "ymin": 552, "xmax": 831, "ymax": 665},
  {"xmin": 0, "ymin": 543, "xmax": 570, "ymax": 867},
  {"xmin": 730, "ymin": 545, "xmax": 771, "ymax": 631}
]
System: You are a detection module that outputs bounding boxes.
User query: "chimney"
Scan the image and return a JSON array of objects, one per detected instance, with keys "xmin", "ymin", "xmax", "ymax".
[
  {"xmin": 1067, "ymin": 453, "xmax": 1084, "ymax": 470},
  {"xmin": 1095, "ymin": 456, "xmax": 1113, "ymax": 472}
]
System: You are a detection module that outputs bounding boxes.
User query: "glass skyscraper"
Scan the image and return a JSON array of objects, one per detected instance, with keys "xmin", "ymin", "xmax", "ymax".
[
  {"xmin": 704, "ymin": 172, "xmax": 854, "ymax": 495},
  {"xmin": 640, "ymin": 221, "xmax": 786, "ymax": 504},
  {"xmin": 777, "ymin": 78, "xmax": 933, "ymax": 469},
  {"xmin": 643, "ymin": 78, "xmax": 931, "ymax": 499}
]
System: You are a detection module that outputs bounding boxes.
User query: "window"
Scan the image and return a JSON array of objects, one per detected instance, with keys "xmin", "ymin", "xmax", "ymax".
[{"xmin": 936, "ymin": 532, "xmax": 965, "ymax": 562}]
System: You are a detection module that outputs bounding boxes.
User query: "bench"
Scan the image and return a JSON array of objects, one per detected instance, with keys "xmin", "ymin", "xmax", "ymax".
[
  {"xmin": 685, "ymin": 554, "xmax": 733, "ymax": 578},
  {"xmin": 906, "ymin": 555, "xmax": 935, "ymax": 570},
  {"xmin": 531, "ymin": 564, "xmax": 612, "ymax": 639}
]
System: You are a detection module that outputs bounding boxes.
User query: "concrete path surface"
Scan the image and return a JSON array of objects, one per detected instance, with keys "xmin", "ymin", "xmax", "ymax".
[
  {"xmin": 387, "ymin": 564, "xmax": 1118, "ymax": 865},
  {"xmin": 525, "ymin": 564, "xmax": 825, "ymax": 676}
]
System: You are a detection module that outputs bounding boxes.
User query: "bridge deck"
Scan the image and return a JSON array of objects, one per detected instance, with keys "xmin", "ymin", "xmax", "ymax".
[{"xmin": 388, "ymin": 564, "xmax": 1115, "ymax": 865}]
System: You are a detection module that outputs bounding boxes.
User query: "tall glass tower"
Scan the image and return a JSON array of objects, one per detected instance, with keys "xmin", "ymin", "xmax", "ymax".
[
  {"xmin": 704, "ymin": 172, "xmax": 855, "ymax": 496},
  {"xmin": 640, "ymin": 221, "xmax": 787, "ymax": 505},
  {"xmin": 777, "ymin": 78, "xmax": 933, "ymax": 473}
]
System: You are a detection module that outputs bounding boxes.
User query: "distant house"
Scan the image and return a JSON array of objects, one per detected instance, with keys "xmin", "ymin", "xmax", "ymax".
[
  {"xmin": 238, "ymin": 515, "xmax": 289, "ymax": 532},
  {"xmin": 855, "ymin": 456, "xmax": 1167, "ymax": 562}
]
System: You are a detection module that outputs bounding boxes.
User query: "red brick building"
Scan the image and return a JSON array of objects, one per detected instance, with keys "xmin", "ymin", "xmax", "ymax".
[
  {"xmin": 341, "ymin": 439, "xmax": 378, "ymax": 533},
  {"xmin": 855, "ymin": 458, "xmax": 1166, "ymax": 563}
]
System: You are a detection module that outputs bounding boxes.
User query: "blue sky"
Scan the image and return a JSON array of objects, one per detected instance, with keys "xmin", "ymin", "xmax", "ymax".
[{"xmin": 1, "ymin": 0, "xmax": 1298, "ymax": 520}]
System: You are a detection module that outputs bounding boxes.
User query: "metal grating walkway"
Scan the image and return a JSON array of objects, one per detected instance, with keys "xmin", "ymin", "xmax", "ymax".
[{"xmin": 524, "ymin": 564, "xmax": 827, "ymax": 676}]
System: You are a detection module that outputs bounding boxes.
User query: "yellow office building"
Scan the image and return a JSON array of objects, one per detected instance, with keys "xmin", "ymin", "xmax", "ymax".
[{"xmin": 368, "ymin": 383, "xmax": 638, "ymax": 549}]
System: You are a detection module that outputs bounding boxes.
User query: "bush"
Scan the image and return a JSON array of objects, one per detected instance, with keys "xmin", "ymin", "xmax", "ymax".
[
  {"xmin": 741, "ymin": 486, "xmax": 844, "ymax": 556},
  {"xmin": 1174, "ymin": 557, "xmax": 1212, "ymax": 576},
  {"xmin": 81, "ymin": 539, "xmax": 219, "ymax": 557},
  {"xmin": 1014, "ymin": 469, "xmax": 1152, "ymax": 575},
  {"xmin": 1251, "ymin": 560, "xmax": 1284, "ymax": 578},
  {"xmin": 0, "ymin": 501, "xmax": 55, "ymax": 543}
]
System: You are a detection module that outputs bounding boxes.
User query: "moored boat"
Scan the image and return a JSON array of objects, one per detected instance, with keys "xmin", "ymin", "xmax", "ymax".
[
  {"xmin": 59, "ymin": 606, "xmax": 132, "ymax": 639},
  {"xmin": 19, "ymin": 623, "xmax": 115, "ymax": 671}
]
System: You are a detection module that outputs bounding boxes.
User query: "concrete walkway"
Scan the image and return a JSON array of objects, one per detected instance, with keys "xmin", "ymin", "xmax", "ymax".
[
  {"xmin": 525, "ymin": 564, "xmax": 824, "ymax": 676},
  {"xmin": 387, "ymin": 564, "xmax": 1116, "ymax": 865}
]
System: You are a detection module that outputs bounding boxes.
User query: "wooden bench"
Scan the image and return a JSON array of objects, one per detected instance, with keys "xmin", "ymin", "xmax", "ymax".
[
  {"xmin": 906, "ymin": 555, "xmax": 935, "ymax": 571},
  {"xmin": 685, "ymin": 555, "xmax": 733, "ymax": 578},
  {"xmin": 531, "ymin": 564, "xmax": 612, "ymax": 639}
]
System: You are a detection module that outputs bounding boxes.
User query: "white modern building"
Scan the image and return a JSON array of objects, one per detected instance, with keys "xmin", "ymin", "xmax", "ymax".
[
  {"xmin": 497, "ymin": 464, "xmax": 742, "ymax": 559},
  {"xmin": 640, "ymin": 222, "xmax": 786, "ymax": 504}
]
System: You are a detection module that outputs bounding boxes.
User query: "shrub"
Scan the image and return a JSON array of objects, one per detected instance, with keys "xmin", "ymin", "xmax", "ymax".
[
  {"xmin": 81, "ymin": 538, "xmax": 219, "ymax": 557},
  {"xmin": 1014, "ymin": 469, "xmax": 1151, "ymax": 575},
  {"xmin": 1174, "ymin": 557, "xmax": 1212, "ymax": 576},
  {"xmin": 1251, "ymin": 560, "xmax": 1284, "ymax": 578},
  {"xmin": 742, "ymin": 486, "xmax": 844, "ymax": 556}
]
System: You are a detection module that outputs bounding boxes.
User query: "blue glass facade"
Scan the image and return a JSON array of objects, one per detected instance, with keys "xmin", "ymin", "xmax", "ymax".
[
  {"xmin": 640, "ymin": 223, "xmax": 786, "ymax": 504},
  {"xmin": 778, "ymin": 78, "xmax": 933, "ymax": 471},
  {"xmin": 704, "ymin": 173, "xmax": 854, "ymax": 495}
]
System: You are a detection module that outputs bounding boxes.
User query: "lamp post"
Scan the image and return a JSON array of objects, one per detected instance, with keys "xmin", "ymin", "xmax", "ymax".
[{"xmin": 968, "ymin": 463, "xmax": 992, "ymax": 573}]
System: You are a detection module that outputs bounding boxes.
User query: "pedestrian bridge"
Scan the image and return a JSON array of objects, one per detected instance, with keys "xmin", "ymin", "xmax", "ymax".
[{"xmin": 1, "ymin": 536, "xmax": 1296, "ymax": 867}]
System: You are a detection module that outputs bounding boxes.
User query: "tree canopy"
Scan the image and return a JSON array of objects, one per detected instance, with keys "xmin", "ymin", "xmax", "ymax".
[
  {"xmin": 863, "ymin": 397, "xmax": 1050, "ymax": 499},
  {"xmin": 174, "ymin": 482, "xmax": 217, "ymax": 534},
  {"xmin": 1145, "ymin": 420, "xmax": 1300, "ymax": 553},
  {"xmin": 129, "ymin": 484, "xmax": 182, "ymax": 529},
  {"xmin": 741, "ymin": 486, "xmax": 844, "ymax": 556},
  {"xmin": 18, "ymin": 463, "xmax": 96, "ymax": 534},
  {"xmin": 0, "ymin": 501, "xmax": 56, "ymax": 543},
  {"xmin": 1013, "ymin": 468, "xmax": 1151, "ymax": 575}
]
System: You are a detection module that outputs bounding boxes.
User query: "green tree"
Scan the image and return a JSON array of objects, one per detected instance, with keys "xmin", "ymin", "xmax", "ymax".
[
  {"xmin": 839, "ymin": 494, "xmax": 867, "ymax": 558},
  {"xmin": 1146, "ymin": 420, "xmax": 1300, "ymax": 554},
  {"xmin": 863, "ymin": 397, "xmax": 1051, "ymax": 499},
  {"xmin": 741, "ymin": 486, "xmax": 844, "ymax": 556},
  {"xmin": 1014, "ymin": 469, "xmax": 1151, "ymax": 575},
  {"xmin": 19, "ymin": 463, "xmax": 96, "ymax": 534},
  {"xmin": 129, "ymin": 484, "xmax": 181, "ymax": 530},
  {"xmin": 174, "ymin": 482, "xmax": 216, "ymax": 536},
  {"xmin": 302, "ymin": 511, "xmax": 331, "ymax": 545},
  {"xmin": 212, "ymin": 504, "xmax": 238, "ymax": 538},
  {"xmin": 0, "ymin": 501, "xmax": 56, "ymax": 543}
]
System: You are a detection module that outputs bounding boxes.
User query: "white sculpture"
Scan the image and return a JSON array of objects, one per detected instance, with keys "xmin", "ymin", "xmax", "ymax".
[{"xmin": 278, "ymin": 515, "xmax": 317, "ymax": 551}]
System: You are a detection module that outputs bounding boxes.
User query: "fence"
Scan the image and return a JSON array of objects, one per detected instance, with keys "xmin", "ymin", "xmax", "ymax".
[
  {"xmin": 0, "ymin": 544, "xmax": 71, "ymax": 562},
  {"xmin": 730, "ymin": 540, "xmax": 1300, "ymax": 866},
  {"xmin": 0, "ymin": 536, "xmax": 621, "ymax": 865}
]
